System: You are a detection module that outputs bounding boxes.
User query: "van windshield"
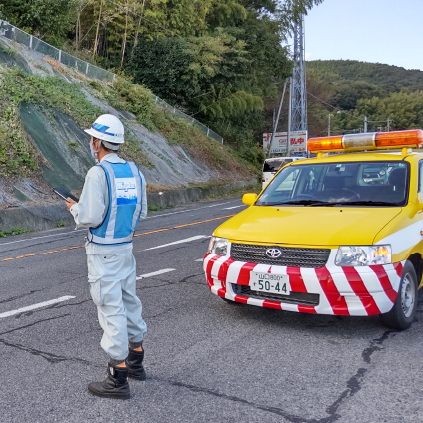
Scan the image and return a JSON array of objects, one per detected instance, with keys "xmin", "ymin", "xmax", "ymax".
[{"xmin": 256, "ymin": 161, "xmax": 409, "ymax": 207}]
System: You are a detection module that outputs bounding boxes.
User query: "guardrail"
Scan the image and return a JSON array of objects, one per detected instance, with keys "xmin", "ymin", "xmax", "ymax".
[{"xmin": 0, "ymin": 20, "xmax": 223, "ymax": 144}]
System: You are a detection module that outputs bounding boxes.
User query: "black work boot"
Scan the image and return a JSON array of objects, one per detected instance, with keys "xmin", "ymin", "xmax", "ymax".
[
  {"xmin": 88, "ymin": 363, "xmax": 130, "ymax": 399},
  {"xmin": 126, "ymin": 348, "xmax": 146, "ymax": 380}
]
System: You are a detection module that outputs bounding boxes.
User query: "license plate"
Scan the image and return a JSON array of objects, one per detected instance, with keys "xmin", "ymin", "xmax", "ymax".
[{"xmin": 249, "ymin": 272, "xmax": 290, "ymax": 295}]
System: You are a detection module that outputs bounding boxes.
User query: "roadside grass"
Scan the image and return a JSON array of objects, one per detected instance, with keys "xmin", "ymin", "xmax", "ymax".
[
  {"xmin": 205, "ymin": 182, "xmax": 262, "ymax": 199},
  {"xmin": 0, "ymin": 67, "xmax": 102, "ymax": 176},
  {"xmin": 0, "ymin": 63, "xmax": 258, "ymax": 182},
  {"xmin": 0, "ymin": 228, "xmax": 29, "ymax": 237},
  {"xmin": 147, "ymin": 205, "xmax": 163, "ymax": 212},
  {"xmin": 151, "ymin": 108, "xmax": 258, "ymax": 176}
]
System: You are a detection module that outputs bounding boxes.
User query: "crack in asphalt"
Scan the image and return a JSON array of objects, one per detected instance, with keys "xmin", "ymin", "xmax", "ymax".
[
  {"xmin": 361, "ymin": 330, "xmax": 394, "ymax": 364},
  {"xmin": 0, "ymin": 314, "xmax": 101, "ymax": 366},
  {"xmin": 47, "ymin": 299, "xmax": 91, "ymax": 310},
  {"xmin": 178, "ymin": 273, "xmax": 204, "ymax": 284},
  {"xmin": 0, "ymin": 338, "xmax": 94, "ymax": 365},
  {"xmin": 153, "ymin": 330, "xmax": 395, "ymax": 423},
  {"xmin": 0, "ymin": 289, "xmax": 42, "ymax": 305},
  {"xmin": 152, "ymin": 377, "xmax": 309, "ymax": 422},
  {"xmin": 136, "ymin": 272, "xmax": 204, "ymax": 291},
  {"xmin": 0, "ymin": 314, "xmax": 71, "ymax": 336}
]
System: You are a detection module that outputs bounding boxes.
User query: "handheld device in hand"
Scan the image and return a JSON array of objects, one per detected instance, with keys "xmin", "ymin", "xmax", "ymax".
[{"xmin": 53, "ymin": 188, "xmax": 79, "ymax": 203}]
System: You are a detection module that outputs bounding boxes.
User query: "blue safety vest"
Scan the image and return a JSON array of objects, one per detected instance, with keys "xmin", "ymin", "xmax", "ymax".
[{"xmin": 87, "ymin": 161, "xmax": 143, "ymax": 245}]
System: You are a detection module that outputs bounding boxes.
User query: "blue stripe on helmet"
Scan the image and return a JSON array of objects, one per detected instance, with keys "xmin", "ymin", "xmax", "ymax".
[{"xmin": 92, "ymin": 123, "xmax": 115, "ymax": 136}]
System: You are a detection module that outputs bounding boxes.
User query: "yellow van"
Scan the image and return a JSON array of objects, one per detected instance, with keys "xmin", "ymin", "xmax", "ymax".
[{"xmin": 204, "ymin": 130, "xmax": 423, "ymax": 330}]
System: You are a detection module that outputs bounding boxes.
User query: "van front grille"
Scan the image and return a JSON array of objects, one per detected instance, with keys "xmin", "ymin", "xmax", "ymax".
[{"xmin": 230, "ymin": 243, "xmax": 330, "ymax": 268}]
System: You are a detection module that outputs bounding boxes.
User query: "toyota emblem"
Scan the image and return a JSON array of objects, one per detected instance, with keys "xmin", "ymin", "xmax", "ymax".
[{"xmin": 266, "ymin": 248, "xmax": 282, "ymax": 258}]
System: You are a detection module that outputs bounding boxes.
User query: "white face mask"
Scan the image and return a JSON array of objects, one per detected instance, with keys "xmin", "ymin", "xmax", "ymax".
[{"xmin": 90, "ymin": 140, "xmax": 100, "ymax": 163}]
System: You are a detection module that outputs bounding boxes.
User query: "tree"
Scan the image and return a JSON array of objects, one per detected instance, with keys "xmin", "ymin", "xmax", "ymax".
[{"xmin": 0, "ymin": 0, "xmax": 79, "ymax": 46}]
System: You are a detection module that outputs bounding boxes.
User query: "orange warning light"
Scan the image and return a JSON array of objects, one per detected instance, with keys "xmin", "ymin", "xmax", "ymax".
[
  {"xmin": 375, "ymin": 130, "xmax": 423, "ymax": 148},
  {"xmin": 307, "ymin": 130, "xmax": 423, "ymax": 153},
  {"xmin": 307, "ymin": 136, "xmax": 343, "ymax": 153}
]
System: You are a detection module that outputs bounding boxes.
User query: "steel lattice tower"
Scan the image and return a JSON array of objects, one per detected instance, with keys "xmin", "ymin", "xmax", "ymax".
[{"xmin": 291, "ymin": 15, "xmax": 307, "ymax": 132}]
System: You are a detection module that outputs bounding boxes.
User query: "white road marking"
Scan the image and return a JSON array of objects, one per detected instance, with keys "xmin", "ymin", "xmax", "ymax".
[
  {"xmin": 195, "ymin": 258, "xmax": 204, "ymax": 262},
  {"xmin": 0, "ymin": 296, "xmax": 76, "ymax": 319},
  {"xmin": 223, "ymin": 205, "xmax": 244, "ymax": 210},
  {"xmin": 145, "ymin": 202, "xmax": 234, "ymax": 219},
  {"xmin": 136, "ymin": 268, "xmax": 176, "ymax": 280},
  {"xmin": 142, "ymin": 235, "xmax": 210, "ymax": 251},
  {"xmin": 0, "ymin": 201, "xmax": 238, "ymax": 248},
  {"xmin": 0, "ymin": 229, "xmax": 85, "ymax": 247}
]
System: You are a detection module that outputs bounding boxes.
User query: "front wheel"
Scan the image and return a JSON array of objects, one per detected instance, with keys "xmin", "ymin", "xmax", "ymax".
[{"xmin": 380, "ymin": 261, "xmax": 418, "ymax": 330}]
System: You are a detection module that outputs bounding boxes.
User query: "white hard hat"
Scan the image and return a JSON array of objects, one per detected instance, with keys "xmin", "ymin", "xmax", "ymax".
[{"xmin": 84, "ymin": 114, "xmax": 124, "ymax": 144}]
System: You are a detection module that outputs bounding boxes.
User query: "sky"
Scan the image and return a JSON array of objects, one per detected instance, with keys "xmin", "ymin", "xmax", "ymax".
[{"xmin": 302, "ymin": 0, "xmax": 423, "ymax": 71}]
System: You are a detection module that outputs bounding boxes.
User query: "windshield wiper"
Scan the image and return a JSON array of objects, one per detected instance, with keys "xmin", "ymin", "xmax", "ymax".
[
  {"xmin": 262, "ymin": 200, "xmax": 401, "ymax": 207},
  {"xmin": 309, "ymin": 200, "xmax": 400, "ymax": 207},
  {"xmin": 265, "ymin": 200, "xmax": 325, "ymax": 206},
  {"xmin": 336, "ymin": 200, "xmax": 400, "ymax": 206}
]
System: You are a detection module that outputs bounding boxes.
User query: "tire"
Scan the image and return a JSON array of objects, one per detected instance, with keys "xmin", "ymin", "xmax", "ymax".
[{"xmin": 380, "ymin": 261, "xmax": 418, "ymax": 330}]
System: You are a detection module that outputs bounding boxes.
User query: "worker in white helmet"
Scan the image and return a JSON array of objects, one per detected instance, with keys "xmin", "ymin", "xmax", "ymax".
[{"xmin": 66, "ymin": 114, "xmax": 147, "ymax": 400}]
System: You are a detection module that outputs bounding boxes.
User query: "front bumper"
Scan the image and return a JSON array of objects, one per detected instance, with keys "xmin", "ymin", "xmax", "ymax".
[{"xmin": 203, "ymin": 251, "xmax": 404, "ymax": 316}]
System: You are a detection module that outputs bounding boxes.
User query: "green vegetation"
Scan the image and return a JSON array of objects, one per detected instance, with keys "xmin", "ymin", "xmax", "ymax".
[
  {"xmin": 100, "ymin": 79, "xmax": 156, "ymax": 131},
  {"xmin": 0, "ymin": 67, "xmax": 102, "ymax": 175},
  {"xmin": 57, "ymin": 221, "xmax": 66, "ymax": 227},
  {"xmin": 147, "ymin": 205, "xmax": 163, "ymax": 212},
  {"xmin": 2, "ymin": 47, "xmax": 18, "ymax": 57},
  {"xmin": 68, "ymin": 141, "xmax": 79, "ymax": 152},
  {"xmin": 151, "ymin": 108, "xmax": 258, "ymax": 174},
  {"xmin": 119, "ymin": 133, "xmax": 153, "ymax": 168},
  {"xmin": 306, "ymin": 60, "xmax": 423, "ymax": 136},
  {"xmin": 0, "ymin": 0, "xmax": 323, "ymax": 162},
  {"xmin": 0, "ymin": 228, "xmax": 29, "ymax": 237}
]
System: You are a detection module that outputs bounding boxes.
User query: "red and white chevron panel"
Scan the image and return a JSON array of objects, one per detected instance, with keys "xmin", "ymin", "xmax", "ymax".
[{"xmin": 203, "ymin": 250, "xmax": 405, "ymax": 316}]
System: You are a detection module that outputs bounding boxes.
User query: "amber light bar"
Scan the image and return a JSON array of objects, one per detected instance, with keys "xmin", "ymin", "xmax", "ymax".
[{"xmin": 307, "ymin": 130, "xmax": 423, "ymax": 153}]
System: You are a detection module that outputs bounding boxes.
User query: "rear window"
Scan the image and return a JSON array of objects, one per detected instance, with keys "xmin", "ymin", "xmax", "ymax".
[{"xmin": 263, "ymin": 158, "xmax": 293, "ymax": 173}]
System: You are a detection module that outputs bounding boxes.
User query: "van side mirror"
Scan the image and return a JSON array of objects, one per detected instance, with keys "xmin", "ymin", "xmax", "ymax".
[{"xmin": 242, "ymin": 193, "xmax": 258, "ymax": 206}]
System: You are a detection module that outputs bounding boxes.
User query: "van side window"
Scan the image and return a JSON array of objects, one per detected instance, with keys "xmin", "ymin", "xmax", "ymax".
[{"xmin": 419, "ymin": 161, "xmax": 423, "ymax": 194}]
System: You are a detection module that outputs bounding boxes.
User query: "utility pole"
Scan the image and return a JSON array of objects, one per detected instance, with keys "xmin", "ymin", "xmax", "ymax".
[
  {"xmin": 267, "ymin": 79, "xmax": 289, "ymax": 158},
  {"xmin": 387, "ymin": 118, "xmax": 391, "ymax": 132},
  {"xmin": 291, "ymin": 15, "xmax": 307, "ymax": 133},
  {"xmin": 364, "ymin": 116, "xmax": 368, "ymax": 133},
  {"xmin": 287, "ymin": 78, "xmax": 293, "ymax": 156}
]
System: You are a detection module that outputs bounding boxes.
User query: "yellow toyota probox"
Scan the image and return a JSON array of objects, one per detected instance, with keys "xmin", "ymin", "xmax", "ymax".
[{"xmin": 204, "ymin": 130, "xmax": 423, "ymax": 330}]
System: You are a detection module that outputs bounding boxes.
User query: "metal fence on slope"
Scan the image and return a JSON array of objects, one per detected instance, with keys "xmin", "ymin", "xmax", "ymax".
[{"xmin": 0, "ymin": 20, "xmax": 223, "ymax": 144}]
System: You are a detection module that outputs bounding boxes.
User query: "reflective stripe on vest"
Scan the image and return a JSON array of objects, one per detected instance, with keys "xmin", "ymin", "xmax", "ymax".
[{"xmin": 87, "ymin": 161, "xmax": 142, "ymax": 245}]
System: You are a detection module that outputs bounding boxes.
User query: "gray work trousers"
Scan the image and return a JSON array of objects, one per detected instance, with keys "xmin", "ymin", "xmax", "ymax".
[{"xmin": 87, "ymin": 250, "xmax": 147, "ymax": 363}]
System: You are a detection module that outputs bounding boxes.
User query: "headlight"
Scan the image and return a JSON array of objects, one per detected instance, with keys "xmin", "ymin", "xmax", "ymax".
[
  {"xmin": 335, "ymin": 245, "xmax": 391, "ymax": 267},
  {"xmin": 208, "ymin": 237, "xmax": 229, "ymax": 256}
]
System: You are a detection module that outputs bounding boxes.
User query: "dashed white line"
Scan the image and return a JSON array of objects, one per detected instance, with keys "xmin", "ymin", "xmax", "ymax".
[
  {"xmin": 223, "ymin": 205, "xmax": 244, "ymax": 210},
  {"xmin": 0, "ymin": 229, "xmax": 85, "ymax": 247},
  {"xmin": 142, "ymin": 235, "xmax": 210, "ymax": 251},
  {"xmin": 194, "ymin": 258, "xmax": 204, "ymax": 262},
  {"xmin": 136, "ymin": 268, "xmax": 176, "ymax": 280},
  {"xmin": 0, "ymin": 296, "xmax": 76, "ymax": 319},
  {"xmin": 145, "ymin": 202, "xmax": 234, "ymax": 219}
]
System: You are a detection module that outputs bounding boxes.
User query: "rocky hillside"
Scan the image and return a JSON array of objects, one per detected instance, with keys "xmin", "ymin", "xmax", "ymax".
[{"xmin": 0, "ymin": 36, "xmax": 257, "ymax": 210}]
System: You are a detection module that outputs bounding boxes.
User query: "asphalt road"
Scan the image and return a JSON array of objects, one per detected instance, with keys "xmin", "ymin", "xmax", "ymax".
[{"xmin": 0, "ymin": 197, "xmax": 422, "ymax": 423}]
